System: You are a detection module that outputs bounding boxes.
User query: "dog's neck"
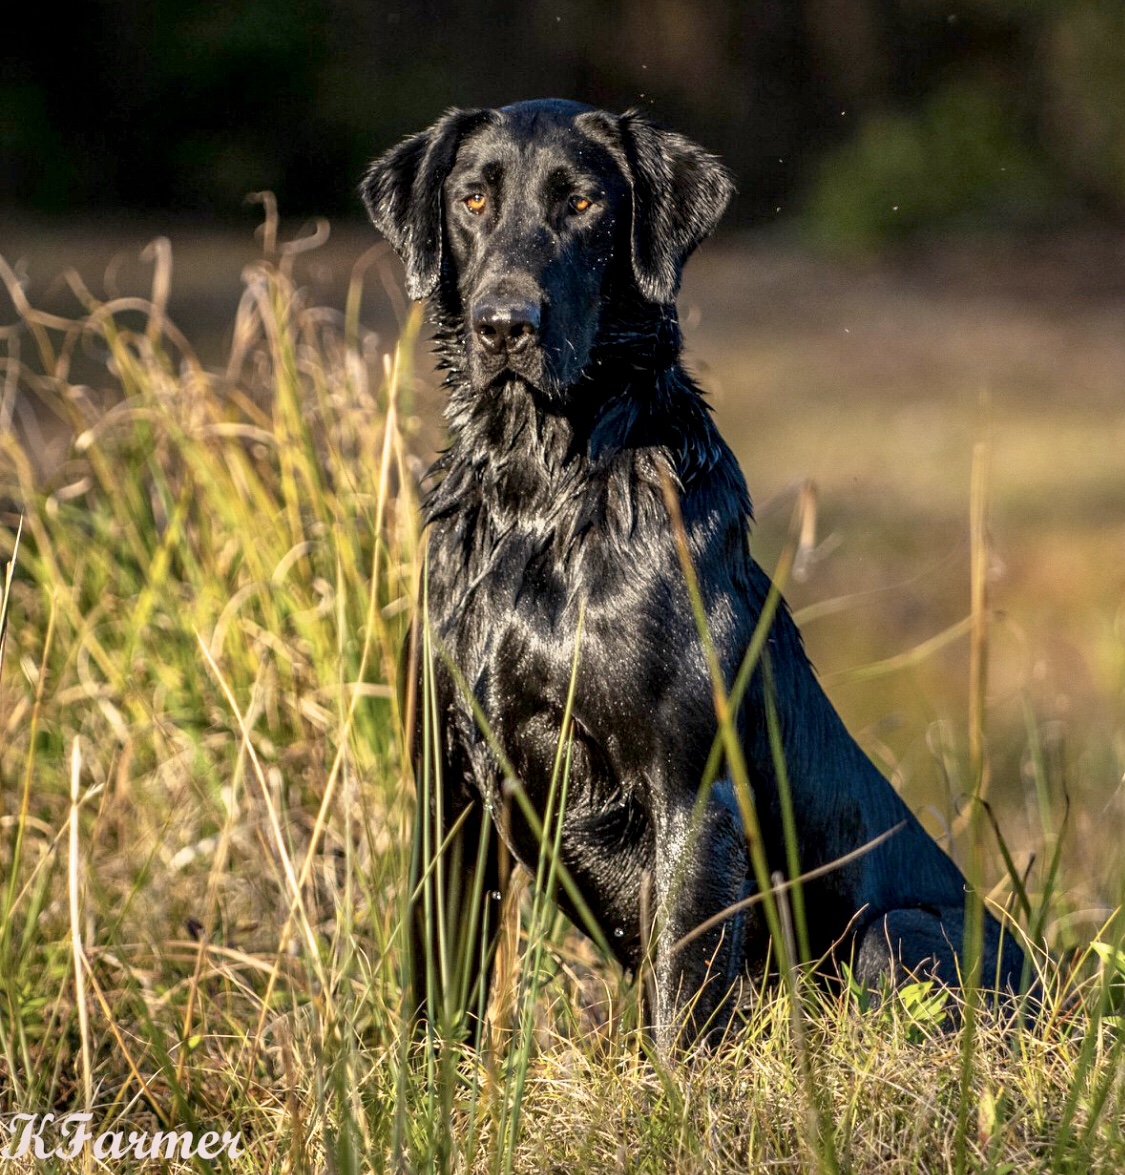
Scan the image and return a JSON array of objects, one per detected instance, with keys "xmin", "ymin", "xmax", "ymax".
[{"xmin": 585, "ymin": 294, "xmax": 683, "ymax": 376}]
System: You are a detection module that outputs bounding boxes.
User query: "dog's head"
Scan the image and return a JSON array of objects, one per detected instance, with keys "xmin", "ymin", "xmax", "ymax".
[{"xmin": 361, "ymin": 99, "xmax": 734, "ymax": 398}]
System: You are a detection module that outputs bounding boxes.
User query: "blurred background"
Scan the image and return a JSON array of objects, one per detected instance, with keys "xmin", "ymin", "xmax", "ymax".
[
  {"xmin": 2, "ymin": 0, "xmax": 1124, "ymax": 892},
  {"xmin": 5, "ymin": 0, "xmax": 1125, "ymax": 231}
]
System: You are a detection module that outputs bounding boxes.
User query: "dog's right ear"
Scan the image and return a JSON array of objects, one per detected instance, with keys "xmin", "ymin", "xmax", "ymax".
[{"xmin": 360, "ymin": 108, "xmax": 491, "ymax": 301}]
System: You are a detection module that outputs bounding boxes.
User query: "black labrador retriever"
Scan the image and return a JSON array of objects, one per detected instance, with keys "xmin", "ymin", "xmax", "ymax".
[{"xmin": 362, "ymin": 99, "xmax": 1025, "ymax": 1050}]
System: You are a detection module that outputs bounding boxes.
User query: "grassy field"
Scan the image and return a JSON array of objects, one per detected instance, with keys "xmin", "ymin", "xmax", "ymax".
[{"xmin": 0, "ymin": 214, "xmax": 1123, "ymax": 1172}]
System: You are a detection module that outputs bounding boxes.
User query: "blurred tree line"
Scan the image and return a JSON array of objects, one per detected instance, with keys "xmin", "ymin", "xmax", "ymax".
[{"xmin": 2, "ymin": 0, "xmax": 1123, "ymax": 244}]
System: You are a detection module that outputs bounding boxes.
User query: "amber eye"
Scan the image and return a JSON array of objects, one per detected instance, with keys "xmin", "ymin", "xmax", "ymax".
[
  {"xmin": 569, "ymin": 195, "xmax": 593, "ymax": 214},
  {"xmin": 464, "ymin": 192, "xmax": 487, "ymax": 214}
]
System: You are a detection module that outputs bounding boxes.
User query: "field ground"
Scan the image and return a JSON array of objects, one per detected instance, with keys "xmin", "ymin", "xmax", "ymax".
[{"xmin": 0, "ymin": 216, "xmax": 1123, "ymax": 1170}]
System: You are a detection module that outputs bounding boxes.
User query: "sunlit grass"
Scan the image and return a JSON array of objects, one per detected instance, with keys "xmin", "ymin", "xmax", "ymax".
[{"xmin": 0, "ymin": 214, "xmax": 1123, "ymax": 1172}]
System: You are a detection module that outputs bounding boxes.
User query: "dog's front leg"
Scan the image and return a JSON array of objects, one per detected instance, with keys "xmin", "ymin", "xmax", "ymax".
[{"xmin": 650, "ymin": 780, "xmax": 753, "ymax": 1052}]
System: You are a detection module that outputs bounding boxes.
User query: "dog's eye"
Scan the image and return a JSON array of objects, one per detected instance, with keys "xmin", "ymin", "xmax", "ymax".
[
  {"xmin": 464, "ymin": 193, "xmax": 488, "ymax": 214},
  {"xmin": 569, "ymin": 195, "xmax": 593, "ymax": 214}
]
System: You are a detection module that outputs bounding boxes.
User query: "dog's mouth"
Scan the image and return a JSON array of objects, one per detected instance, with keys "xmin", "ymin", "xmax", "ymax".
[
  {"xmin": 468, "ymin": 324, "xmax": 598, "ymax": 400},
  {"xmin": 467, "ymin": 295, "xmax": 550, "ymax": 389},
  {"xmin": 469, "ymin": 336, "xmax": 570, "ymax": 397},
  {"xmin": 463, "ymin": 278, "xmax": 603, "ymax": 398}
]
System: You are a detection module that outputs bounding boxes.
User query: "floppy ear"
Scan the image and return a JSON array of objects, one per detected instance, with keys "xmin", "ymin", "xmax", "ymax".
[
  {"xmin": 360, "ymin": 108, "xmax": 491, "ymax": 301},
  {"xmin": 616, "ymin": 111, "xmax": 735, "ymax": 304}
]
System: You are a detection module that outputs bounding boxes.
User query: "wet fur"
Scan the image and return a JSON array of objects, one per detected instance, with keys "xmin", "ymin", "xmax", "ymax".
[{"xmin": 362, "ymin": 99, "xmax": 1026, "ymax": 1050}]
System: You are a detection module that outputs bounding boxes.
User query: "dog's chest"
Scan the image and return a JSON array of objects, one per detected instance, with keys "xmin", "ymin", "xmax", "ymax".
[{"xmin": 426, "ymin": 455, "xmax": 689, "ymax": 726}]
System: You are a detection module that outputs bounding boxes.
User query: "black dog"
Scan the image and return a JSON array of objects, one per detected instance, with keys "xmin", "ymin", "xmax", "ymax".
[{"xmin": 362, "ymin": 99, "xmax": 1025, "ymax": 1050}]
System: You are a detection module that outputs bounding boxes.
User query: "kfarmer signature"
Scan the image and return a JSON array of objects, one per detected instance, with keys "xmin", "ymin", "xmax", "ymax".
[{"xmin": 1, "ymin": 1113, "xmax": 243, "ymax": 1161}]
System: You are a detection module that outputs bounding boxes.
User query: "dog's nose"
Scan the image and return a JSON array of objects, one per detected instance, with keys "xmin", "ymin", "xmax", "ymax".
[{"xmin": 472, "ymin": 298, "xmax": 540, "ymax": 355}]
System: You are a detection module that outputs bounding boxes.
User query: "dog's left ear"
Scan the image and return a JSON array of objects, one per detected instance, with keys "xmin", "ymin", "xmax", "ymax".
[
  {"xmin": 594, "ymin": 111, "xmax": 735, "ymax": 305},
  {"xmin": 360, "ymin": 108, "xmax": 491, "ymax": 300}
]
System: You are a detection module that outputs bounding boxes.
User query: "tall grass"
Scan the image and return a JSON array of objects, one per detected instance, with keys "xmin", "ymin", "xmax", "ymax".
[{"xmin": 0, "ymin": 215, "xmax": 1123, "ymax": 1172}]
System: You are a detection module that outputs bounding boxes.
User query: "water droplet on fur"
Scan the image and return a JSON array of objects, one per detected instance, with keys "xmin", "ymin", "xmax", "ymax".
[{"xmin": 614, "ymin": 927, "xmax": 624, "ymax": 938}]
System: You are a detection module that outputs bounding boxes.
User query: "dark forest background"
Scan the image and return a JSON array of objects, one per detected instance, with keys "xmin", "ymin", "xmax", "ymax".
[{"xmin": 4, "ymin": 0, "xmax": 1124, "ymax": 246}]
